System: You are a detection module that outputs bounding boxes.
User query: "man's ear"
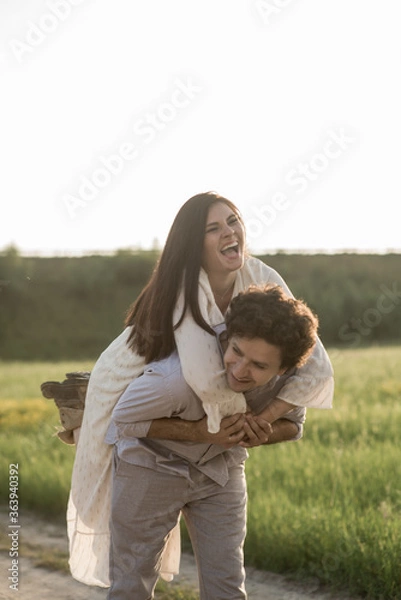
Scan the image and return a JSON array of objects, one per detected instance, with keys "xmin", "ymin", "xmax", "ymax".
[{"xmin": 279, "ymin": 365, "xmax": 297, "ymax": 377}]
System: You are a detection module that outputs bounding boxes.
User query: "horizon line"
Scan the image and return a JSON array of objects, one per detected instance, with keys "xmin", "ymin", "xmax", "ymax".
[{"xmin": 1, "ymin": 246, "xmax": 400, "ymax": 258}]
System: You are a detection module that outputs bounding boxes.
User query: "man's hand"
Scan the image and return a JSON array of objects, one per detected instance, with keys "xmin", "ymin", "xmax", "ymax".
[
  {"xmin": 238, "ymin": 414, "xmax": 273, "ymax": 448},
  {"xmin": 195, "ymin": 413, "xmax": 247, "ymax": 447}
]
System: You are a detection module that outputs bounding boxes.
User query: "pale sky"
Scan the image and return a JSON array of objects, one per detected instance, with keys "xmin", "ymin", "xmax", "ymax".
[{"xmin": 1, "ymin": 0, "xmax": 400, "ymax": 255}]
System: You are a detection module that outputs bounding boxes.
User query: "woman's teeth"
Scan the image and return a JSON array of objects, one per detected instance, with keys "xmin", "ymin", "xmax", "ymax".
[{"xmin": 221, "ymin": 243, "xmax": 238, "ymax": 255}]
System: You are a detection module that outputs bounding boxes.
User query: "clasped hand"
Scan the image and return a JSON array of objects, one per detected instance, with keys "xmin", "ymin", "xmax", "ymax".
[{"xmin": 199, "ymin": 412, "xmax": 273, "ymax": 448}]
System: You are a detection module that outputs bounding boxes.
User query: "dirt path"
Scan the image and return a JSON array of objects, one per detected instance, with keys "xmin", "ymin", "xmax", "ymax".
[{"xmin": 0, "ymin": 510, "xmax": 361, "ymax": 600}]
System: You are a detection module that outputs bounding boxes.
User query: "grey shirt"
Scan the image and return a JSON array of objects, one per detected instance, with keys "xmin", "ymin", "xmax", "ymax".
[{"xmin": 106, "ymin": 343, "xmax": 306, "ymax": 486}]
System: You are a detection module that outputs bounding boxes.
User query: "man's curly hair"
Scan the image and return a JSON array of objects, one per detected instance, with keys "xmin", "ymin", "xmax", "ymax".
[{"xmin": 225, "ymin": 283, "xmax": 319, "ymax": 371}]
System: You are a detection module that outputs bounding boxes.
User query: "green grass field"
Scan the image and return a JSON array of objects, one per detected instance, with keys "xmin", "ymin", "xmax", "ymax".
[
  {"xmin": 1, "ymin": 347, "xmax": 401, "ymax": 599},
  {"xmin": 245, "ymin": 346, "xmax": 401, "ymax": 599}
]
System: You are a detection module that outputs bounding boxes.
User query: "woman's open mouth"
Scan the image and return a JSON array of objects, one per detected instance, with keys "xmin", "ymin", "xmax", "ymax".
[{"xmin": 221, "ymin": 242, "xmax": 240, "ymax": 257}]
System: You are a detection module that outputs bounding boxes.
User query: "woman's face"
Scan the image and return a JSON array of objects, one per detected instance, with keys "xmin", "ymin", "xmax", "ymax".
[{"xmin": 202, "ymin": 202, "xmax": 245, "ymax": 277}]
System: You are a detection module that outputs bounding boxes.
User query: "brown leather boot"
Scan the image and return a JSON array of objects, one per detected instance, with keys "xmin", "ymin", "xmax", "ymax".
[{"xmin": 41, "ymin": 371, "xmax": 90, "ymax": 444}]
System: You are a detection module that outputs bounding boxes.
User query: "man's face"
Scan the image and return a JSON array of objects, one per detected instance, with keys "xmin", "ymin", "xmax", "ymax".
[{"xmin": 223, "ymin": 335, "xmax": 286, "ymax": 393}]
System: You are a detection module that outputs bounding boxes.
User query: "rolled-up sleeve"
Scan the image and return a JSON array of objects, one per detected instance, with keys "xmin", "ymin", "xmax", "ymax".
[
  {"xmin": 274, "ymin": 341, "xmax": 334, "ymax": 409},
  {"xmin": 281, "ymin": 405, "xmax": 306, "ymax": 441},
  {"xmin": 111, "ymin": 359, "xmax": 186, "ymax": 439}
]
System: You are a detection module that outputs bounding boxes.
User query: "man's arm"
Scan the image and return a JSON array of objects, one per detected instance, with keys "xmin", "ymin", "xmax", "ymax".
[
  {"xmin": 147, "ymin": 413, "xmax": 247, "ymax": 447},
  {"xmin": 145, "ymin": 411, "xmax": 301, "ymax": 448},
  {"xmin": 109, "ymin": 358, "xmax": 194, "ymax": 439},
  {"xmin": 146, "ymin": 399, "xmax": 304, "ymax": 447}
]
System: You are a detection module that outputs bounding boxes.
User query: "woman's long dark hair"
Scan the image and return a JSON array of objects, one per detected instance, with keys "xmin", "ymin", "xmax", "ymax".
[{"xmin": 125, "ymin": 191, "xmax": 243, "ymax": 362}]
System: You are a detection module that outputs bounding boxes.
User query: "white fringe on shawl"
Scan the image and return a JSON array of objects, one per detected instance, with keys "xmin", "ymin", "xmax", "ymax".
[{"xmin": 67, "ymin": 257, "xmax": 334, "ymax": 587}]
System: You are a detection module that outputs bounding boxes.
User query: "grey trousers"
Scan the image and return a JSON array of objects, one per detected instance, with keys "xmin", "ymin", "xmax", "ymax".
[{"xmin": 107, "ymin": 452, "xmax": 247, "ymax": 600}]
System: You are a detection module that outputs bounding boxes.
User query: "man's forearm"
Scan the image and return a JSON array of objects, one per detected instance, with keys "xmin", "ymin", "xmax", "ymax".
[
  {"xmin": 265, "ymin": 418, "xmax": 300, "ymax": 444},
  {"xmin": 146, "ymin": 413, "xmax": 247, "ymax": 446},
  {"xmin": 147, "ymin": 418, "xmax": 201, "ymax": 441},
  {"xmin": 146, "ymin": 413, "xmax": 300, "ymax": 448}
]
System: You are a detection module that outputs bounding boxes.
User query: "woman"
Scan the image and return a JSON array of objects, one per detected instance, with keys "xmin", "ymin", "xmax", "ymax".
[{"xmin": 67, "ymin": 191, "xmax": 333, "ymax": 587}]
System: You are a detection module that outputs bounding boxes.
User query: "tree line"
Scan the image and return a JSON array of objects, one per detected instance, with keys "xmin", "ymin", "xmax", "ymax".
[{"xmin": 0, "ymin": 249, "xmax": 399, "ymax": 360}]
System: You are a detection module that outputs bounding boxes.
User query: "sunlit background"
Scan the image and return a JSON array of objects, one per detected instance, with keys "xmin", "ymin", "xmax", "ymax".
[{"xmin": 1, "ymin": 0, "xmax": 400, "ymax": 255}]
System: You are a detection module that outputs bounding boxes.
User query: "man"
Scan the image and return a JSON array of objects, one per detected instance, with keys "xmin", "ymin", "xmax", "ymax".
[{"xmin": 105, "ymin": 283, "xmax": 319, "ymax": 599}]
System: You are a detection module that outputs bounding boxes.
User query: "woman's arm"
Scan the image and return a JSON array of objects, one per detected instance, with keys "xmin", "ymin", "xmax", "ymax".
[
  {"xmin": 173, "ymin": 258, "xmax": 333, "ymax": 435},
  {"xmin": 245, "ymin": 258, "xmax": 334, "ymax": 409}
]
